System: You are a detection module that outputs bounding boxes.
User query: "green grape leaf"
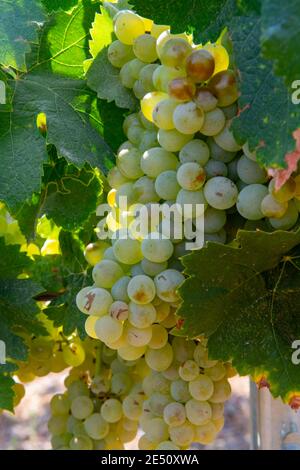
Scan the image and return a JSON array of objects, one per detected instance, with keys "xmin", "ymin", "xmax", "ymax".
[
  {"xmin": 0, "ymin": 0, "xmax": 46, "ymax": 71},
  {"xmin": 43, "ymin": 165, "xmax": 102, "ymax": 231},
  {"xmin": 0, "ymin": 72, "xmax": 114, "ymax": 212},
  {"xmin": 97, "ymin": 100, "xmax": 126, "ymax": 152},
  {"xmin": 59, "ymin": 230, "xmax": 86, "ymax": 274},
  {"xmin": 29, "ymin": 0, "xmax": 100, "ymax": 78},
  {"xmin": 85, "ymin": 6, "xmax": 137, "ymax": 110},
  {"xmin": 0, "ymin": 238, "xmax": 31, "ymax": 279},
  {"xmin": 229, "ymin": 14, "xmax": 300, "ymax": 168},
  {"xmin": 41, "ymin": 0, "xmax": 79, "ymax": 13},
  {"xmin": 261, "ymin": 0, "xmax": 300, "ymax": 87},
  {"xmin": 29, "ymin": 254, "xmax": 65, "ymax": 293},
  {"xmin": 45, "ymin": 272, "xmax": 91, "ymax": 338},
  {"xmin": 12, "ymin": 194, "xmax": 41, "ymax": 241},
  {"xmin": 178, "ymin": 229, "xmax": 300, "ymax": 402},
  {"xmin": 0, "ymin": 374, "xmax": 15, "ymax": 411}
]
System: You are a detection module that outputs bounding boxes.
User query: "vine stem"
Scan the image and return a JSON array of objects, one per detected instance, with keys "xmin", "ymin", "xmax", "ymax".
[{"xmin": 95, "ymin": 342, "xmax": 103, "ymax": 377}]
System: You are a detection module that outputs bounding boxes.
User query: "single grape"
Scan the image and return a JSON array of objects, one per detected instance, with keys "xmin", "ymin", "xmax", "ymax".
[
  {"xmin": 269, "ymin": 178, "xmax": 296, "ymax": 203},
  {"xmin": 200, "ymin": 107, "xmax": 225, "ymax": 136},
  {"xmin": 71, "ymin": 396, "xmax": 94, "ymax": 420},
  {"xmin": 127, "ymin": 274, "xmax": 156, "ymax": 304},
  {"xmin": 113, "ymin": 238, "xmax": 143, "ymax": 265},
  {"xmin": 204, "ymin": 176, "xmax": 238, "ymax": 210},
  {"xmin": 208, "ymin": 70, "xmax": 239, "ymax": 107},
  {"xmin": 133, "ymin": 34, "xmax": 158, "ymax": 62},
  {"xmin": 158, "ymin": 128, "xmax": 194, "ymax": 152},
  {"xmin": 152, "ymin": 98, "xmax": 177, "ymax": 130},
  {"xmin": 92, "ymin": 260, "xmax": 124, "ymax": 289},
  {"xmin": 204, "ymin": 160, "xmax": 228, "ymax": 179},
  {"xmin": 177, "ymin": 162, "xmax": 206, "ymax": 190},
  {"xmin": 179, "ymin": 139, "xmax": 210, "ymax": 165},
  {"xmin": 145, "ymin": 343, "xmax": 174, "ymax": 371},
  {"xmin": 69, "ymin": 435, "xmax": 93, "ymax": 450},
  {"xmin": 139, "ymin": 63, "xmax": 159, "ymax": 91},
  {"xmin": 62, "ymin": 342, "xmax": 85, "ymax": 367},
  {"xmin": 149, "ymin": 392, "xmax": 171, "ymax": 416},
  {"xmin": 153, "ymin": 65, "xmax": 186, "ymax": 92},
  {"xmin": 176, "ymin": 188, "xmax": 207, "ymax": 219},
  {"xmin": 94, "ymin": 315, "xmax": 123, "ymax": 343},
  {"xmin": 209, "ymin": 378, "xmax": 232, "ymax": 403},
  {"xmin": 214, "ymin": 120, "xmax": 242, "ymax": 152},
  {"xmin": 194, "ymin": 86, "xmax": 218, "ymax": 111},
  {"xmin": 261, "ymin": 194, "xmax": 288, "ymax": 218},
  {"xmin": 148, "ymin": 324, "xmax": 168, "ymax": 349},
  {"xmin": 203, "ymin": 207, "xmax": 227, "ymax": 233},
  {"xmin": 129, "ymin": 301, "xmax": 156, "ymax": 328},
  {"xmin": 101, "ymin": 398, "xmax": 123, "ymax": 423},
  {"xmin": 108, "ymin": 40, "xmax": 135, "ymax": 68},
  {"xmin": 156, "ymin": 441, "xmax": 180, "ymax": 450},
  {"xmin": 141, "ymin": 258, "xmax": 168, "ymax": 277},
  {"xmin": 109, "ymin": 301, "xmax": 129, "ymax": 322},
  {"xmin": 194, "ymin": 421, "xmax": 218, "ymax": 444},
  {"xmin": 169, "ymin": 421, "xmax": 195, "ymax": 447},
  {"xmin": 154, "ymin": 269, "xmax": 185, "ymax": 302},
  {"xmin": 139, "ymin": 131, "xmax": 159, "ymax": 153},
  {"xmin": 173, "ymin": 101, "xmax": 205, "ymax": 134},
  {"xmin": 168, "ymin": 77, "xmax": 196, "ymax": 101},
  {"xmin": 155, "ymin": 170, "xmax": 181, "ymax": 200},
  {"xmin": 189, "ymin": 375, "xmax": 214, "ymax": 401},
  {"xmin": 144, "ymin": 417, "xmax": 169, "ymax": 443},
  {"xmin": 50, "ymin": 394, "xmax": 70, "ymax": 416},
  {"xmin": 125, "ymin": 324, "xmax": 152, "ymax": 347},
  {"xmin": 84, "ymin": 413, "xmax": 109, "ymax": 439},
  {"xmin": 186, "ymin": 50, "xmax": 215, "ymax": 82},
  {"xmin": 185, "ymin": 398, "xmax": 212, "ymax": 425},
  {"xmin": 205, "ymin": 363, "xmax": 226, "ymax": 381},
  {"xmin": 107, "ymin": 167, "xmax": 130, "ymax": 189},
  {"xmin": 236, "ymin": 184, "xmax": 268, "ymax": 220},
  {"xmin": 141, "ymin": 91, "xmax": 169, "ymax": 122},
  {"xmin": 141, "ymin": 147, "xmax": 178, "ymax": 178},
  {"xmin": 118, "ymin": 344, "xmax": 147, "ymax": 361},
  {"xmin": 122, "ymin": 393, "xmax": 145, "ymax": 420},
  {"xmin": 114, "ymin": 10, "xmax": 145, "ymax": 45},
  {"xmin": 160, "ymin": 37, "xmax": 192, "ymax": 67},
  {"xmin": 237, "ymin": 154, "xmax": 267, "ymax": 184},
  {"xmin": 269, "ymin": 200, "xmax": 298, "ymax": 230}
]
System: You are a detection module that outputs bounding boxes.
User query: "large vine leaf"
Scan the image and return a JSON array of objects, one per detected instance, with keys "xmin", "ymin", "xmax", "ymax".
[
  {"xmin": 29, "ymin": 0, "xmax": 100, "ymax": 78},
  {"xmin": 178, "ymin": 229, "xmax": 300, "ymax": 402},
  {"xmin": 261, "ymin": 0, "xmax": 300, "ymax": 87},
  {"xmin": 0, "ymin": 72, "xmax": 114, "ymax": 212},
  {"xmin": 0, "ymin": 0, "xmax": 46, "ymax": 71},
  {"xmin": 0, "ymin": 374, "xmax": 15, "ymax": 411},
  {"xmin": 41, "ymin": 0, "xmax": 79, "ymax": 13},
  {"xmin": 230, "ymin": 14, "xmax": 300, "ymax": 169},
  {"xmin": 85, "ymin": 6, "xmax": 137, "ymax": 110}
]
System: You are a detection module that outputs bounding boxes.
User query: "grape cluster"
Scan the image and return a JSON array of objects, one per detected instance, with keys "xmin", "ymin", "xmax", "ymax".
[{"xmin": 74, "ymin": 8, "xmax": 300, "ymax": 449}]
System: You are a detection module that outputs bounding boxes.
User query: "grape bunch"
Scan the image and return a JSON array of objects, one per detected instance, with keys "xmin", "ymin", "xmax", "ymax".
[
  {"xmin": 49, "ymin": 341, "xmax": 149, "ymax": 450},
  {"xmin": 74, "ymin": 7, "xmax": 300, "ymax": 449}
]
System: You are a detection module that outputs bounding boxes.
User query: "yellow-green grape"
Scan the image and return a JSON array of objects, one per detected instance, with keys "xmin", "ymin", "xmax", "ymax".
[
  {"xmin": 151, "ymin": 23, "xmax": 170, "ymax": 39},
  {"xmin": 141, "ymin": 91, "xmax": 169, "ymax": 122},
  {"xmin": 148, "ymin": 324, "xmax": 168, "ymax": 349},
  {"xmin": 142, "ymin": 233, "xmax": 174, "ymax": 263},
  {"xmin": 114, "ymin": 10, "xmax": 145, "ymax": 45},
  {"xmin": 71, "ymin": 396, "xmax": 93, "ymax": 420},
  {"xmin": 84, "ymin": 241, "xmax": 110, "ymax": 266},
  {"xmin": 214, "ymin": 120, "xmax": 242, "ymax": 152},
  {"xmin": 113, "ymin": 238, "xmax": 143, "ymax": 265},
  {"xmin": 185, "ymin": 398, "xmax": 212, "ymax": 425},
  {"xmin": 109, "ymin": 301, "xmax": 129, "ymax": 322},
  {"xmin": 48, "ymin": 415, "xmax": 68, "ymax": 436},
  {"xmin": 188, "ymin": 375, "xmax": 214, "ymax": 401},
  {"xmin": 205, "ymin": 362, "xmax": 226, "ymax": 381},
  {"xmin": 133, "ymin": 34, "xmax": 158, "ymax": 62},
  {"xmin": 209, "ymin": 378, "xmax": 232, "ymax": 403},
  {"xmin": 138, "ymin": 435, "xmax": 156, "ymax": 450},
  {"xmin": 50, "ymin": 394, "xmax": 70, "ymax": 416},
  {"xmin": 125, "ymin": 324, "xmax": 153, "ymax": 347},
  {"xmin": 101, "ymin": 398, "xmax": 123, "ymax": 423},
  {"xmin": 210, "ymin": 402, "xmax": 225, "ymax": 420},
  {"xmin": 152, "ymin": 98, "xmax": 177, "ymax": 130},
  {"xmin": 201, "ymin": 108, "xmax": 226, "ymax": 136},
  {"xmin": 141, "ymin": 147, "xmax": 178, "ymax": 177},
  {"xmin": 76, "ymin": 287, "xmax": 113, "ymax": 316},
  {"xmin": 261, "ymin": 194, "xmax": 288, "ymax": 218},
  {"xmin": 203, "ymin": 43, "xmax": 229, "ymax": 75},
  {"xmin": 62, "ymin": 342, "xmax": 86, "ymax": 367},
  {"xmin": 118, "ymin": 344, "xmax": 147, "ymax": 360},
  {"xmin": 154, "ymin": 269, "xmax": 185, "ymax": 303},
  {"xmin": 194, "ymin": 421, "xmax": 218, "ymax": 444},
  {"xmin": 30, "ymin": 337, "xmax": 53, "ymax": 361},
  {"xmin": 179, "ymin": 360, "xmax": 200, "ymax": 381},
  {"xmin": 127, "ymin": 274, "xmax": 156, "ymax": 304},
  {"xmin": 107, "ymin": 40, "xmax": 135, "ymax": 67},
  {"xmin": 153, "ymin": 65, "xmax": 186, "ymax": 92},
  {"xmin": 145, "ymin": 343, "xmax": 174, "ymax": 371},
  {"xmin": 268, "ymin": 200, "xmax": 299, "ymax": 230},
  {"xmin": 177, "ymin": 162, "xmax": 206, "ymax": 190},
  {"xmin": 194, "ymin": 87, "xmax": 218, "ymax": 112},
  {"xmin": 117, "ymin": 148, "xmax": 143, "ymax": 180},
  {"xmin": 156, "ymin": 441, "xmax": 180, "ymax": 450},
  {"xmin": 122, "ymin": 393, "xmax": 145, "ymax": 420},
  {"xmin": 160, "ymin": 37, "xmax": 192, "ymax": 67},
  {"xmin": 158, "ymin": 128, "xmax": 194, "ymax": 152},
  {"xmin": 139, "ymin": 63, "xmax": 160, "ymax": 91},
  {"xmin": 269, "ymin": 178, "xmax": 296, "ymax": 203},
  {"xmin": 107, "ymin": 167, "xmax": 130, "ymax": 189},
  {"xmin": 193, "ymin": 343, "xmax": 218, "ymax": 368},
  {"xmin": 84, "ymin": 413, "xmax": 109, "ymax": 440},
  {"xmin": 169, "ymin": 421, "xmax": 195, "ymax": 447},
  {"xmin": 85, "ymin": 315, "xmax": 98, "ymax": 339},
  {"xmin": 94, "ymin": 315, "xmax": 123, "ymax": 343},
  {"xmin": 163, "ymin": 402, "xmax": 186, "ymax": 427},
  {"xmin": 129, "ymin": 301, "xmax": 156, "ymax": 328},
  {"xmin": 92, "ymin": 260, "xmax": 124, "ymax": 289},
  {"xmin": 173, "ymin": 101, "xmax": 205, "ymax": 134}
]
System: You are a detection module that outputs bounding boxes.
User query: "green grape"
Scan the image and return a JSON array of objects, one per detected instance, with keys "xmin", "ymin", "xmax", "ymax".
[
  {"xmin": 172, "ymin": 337, "xmax": 195, "ymax": 362},
  {"xmin": 141, "ymin": 147, "xmax": 178, "ymax": 177},
  {"xmin": 186, "ymin": 49, "xmax": 215, "ymax": 82},
  {"xmin": 170, "ymin": 379, "xmax": 191, "ymax": 402},
  {"xmin": 115, "ymin": 182, "xmax": 137, "ymax": 207},
  {"xmin": 142, "ymin": 233, "xmax": 174, "ymax": 263},
  {"xmin": 152, "ymin": 98, "xmax": 177, "ymax": 130},
  {"xmin": 205, "ymin": 363, "xmax": 226, "ymax": 381},
  {"xmin": 173, "ymin": 101, "xmax": 205, "ymax": 134},
  {"xmin": 84, "ymin": 241, "xmax": 110, "ymax": 266},
  {"xmin": 163, "ymin": 362, "xmax": 180, "ymax": 381},
  {"xmin": 48, "ymin": 415, "xmax": 68, "ymax": 436},
  {"xmin": 176, "ymin": 188, "xmax": 207, "ymax": 219},
  {"xmin": 113, "ymin": 238, "xmax": 143, "ymax": 265},
  {"xmin": 84, "ymin": 413, "xmax": 109, "ymax": 440},
  {"xmin": 193, "ymin": 343, "xmax": 217, "ymax": 368},
  {"xmin": 145, "ymin": 343, "xmax": 174, "ymax": 371},
  {"xmin": 179, "ymin": 360, "xmax": 199, "ymax": 381},
  {"xmin": 156, "ymin": 441, "xmax": 180, "ymax": 450},
  {"xmin": 101, "ymin": 398, "xmax": 123, "ymax": 423},
  {"xmin": 129, "ymin": 301, "xmax": 156, "ymax": 328},
  {"xmin": 51, "ymin": 433, "xmax": 72, "ymax": 449},
  {"xmin": 261, "ymin": 194, "xmax": 288, "ymax": 218},
  {"xmin": 214, "ymin": 120, "xmax": 242, "ymax": 152},
  {"xmin": 185, "ymin": 398, "xmax": 212, "ymax": 425},
  {"xmin": 118, "ymin": 344, "xmax": 147, "ymax": 361},
  {"xmin": 62, "ymin": 342, "xmax": 85, "ymax": 367},
  {"xmin": 120, "ymin": 61, "xmax": 136, "ymax": 88},
  {"xmin": 153, "ymin": 65, "xmax": 186, "ymax": 92},
  {"xmin": 144, "ymin": 417, "xmax": 169, "ymax": 443},
  {"xmin": 143, "ymin": 372, "xmax": 170, "ymax": 395},
  {"xmin": 158, "ymin": 128, "xmax": 194, "ymax": 152},
  {"xmin": 269, "ymin": 178, "xmax": 296, "ymax": 203},
  {"xmin": 123, "ymin": 113, "xmax": 140, "ymax": 133},
  {"xmin": 188, "ymin": 375, "xmax": 214, "ymax": 401},
  {"xmin": 85, "ymin": 315, "xmax": 98, "ymax": 339},
  {"xmin": 200, "ymin": 107, "xmax": 225, "ymax": 136},
  {"xmin": 194, "ymin": 87, "xmax": 218, "ymax": 111},
  {"xmin": 114, "ymin": 10, "xmax": 145, "ymax": 45},
  {"xmin": 94, "ymin": 315, "xmax": 123, "ymax": 343},
  {"xmin": 204, "ymin": 176, "xmax": 238, "ymax": 210},
  {"xmin": 130, "ymin": 58, "xmax": 148, "ymax": 79},
  {"xmin": 269, "ymin": 200, "xmax": 298, "ymax": 230},
  {"xmin": 203, "ymin": 207, "xmax": 226, "ymax": 233},
  {"xmin": 208, "ymin": 137, "xmax": 236, "ymax": 163},
  {"xmin": 163, "ymin": 402, "xmax": 186, "ymax": 427},
  {"xmin": 202, "ymin": 43, "xmax": 229, "ymax": 75},
  {"xmin": 71, "ymin": 396, "xmax": 94, "ymax": 420},
  {"xmin": 111, "ymin": 276, "xmax": 131, "ymax": 302},
  {"xmin": 210, "ymin": 402, "xmax": 225, "ymax": 420},
  {"xmin": 117, "ymin": 147, "xmax": 143, "ymax": 180},
  {"xmin": 155, "ymin": 170, "xmax": 181, "ymax": 200},
  {"xmin": 50, "ymin": 394, "xmax": 70, "ymax": 416},
  {"xmin": 227, "ymin": 159, "xmax": 239, "ymax": 181},
  {"xmin": 133, "ymin": 34, "xmax": 158, "ymax": 62},
  {"xmin": 237, "ymin": 155, "xmax": 267, "ymax": 184},
  {"xmin": 179, "ymin": 139, "xmax": 210, "ymax": 165},
  {"xmin": 154, "ymin": 269, "xmax": 185, "ymax": 302},
  {"xmin": 208, "ymin": 70, "xmax": 239, "ymax": 107},
  {"xmin": 139, "ymin": 63, "xmax": 160, "ymax": 91},
  {"xmin": 168, "ymin": 77, "xmax": 196, "ymax": 101},
  {"xmin": 108, "ymin": 40, "xmax": 135, "ymax": 67},
  {"xmin": 141, "ymin": 259, "xmax": 168, "ymax": 277},
  {"xmin": 125, "ymin": 324, "xmax": 152, "ymax": 347},
  {"xmin": 69, "ymin": 435, "xmax": 93, "ymax": 450},
  {"xmin": 169, "ymin": 421, "xmax": 195, "ymax": 447},
  {"xmin": 160, "ymin": 37, "xmax": 192, "ymax": 67},
  {"xmin": 204, "ymin": 160, "xmax": 228, "ymax": 179},
  {"xmin": 243, "ymin": 142, "xmax": 257, "ymax": 161},
  {"xmin": 127, "ymin": 124, "xmax": 144, "ymax": 145},
  {"xmin": 111, "ymin": 372, "xmax": 132, "ymax": 396},
  {"xmin": 127, "ymin": 274, "xmax": 156, "ymax": 304},
  {"xmin": 107, "ymin": 167, "xmax": 130, "ymax": 189},
  {"xmin": 67, "ymin": 380, "xmax": 89, "ymax": 400},
  {"xmin": 141, "ymin": 91, "xmax": 169, "ymax": 122},
  {"xmin": 122, "ymin": 393, "xmax": 144, "ymax": 420},
  {"xmin": 209, "ymin": 378, "xmax": 231, "ymax": 403},
  {"xmin": 148, "ymin": 324, "xmax": 168, "ymax": 349},
  {"xmin": 194, "ymin": 421, "xmax": 218, "ymax": 444},
  {"xmin": 92, "ymin": 260, "xmax": 124, "ymax": 289},
  {"xmin": 236, "ymin": 184, "xmax": 268, "ymax": 220},
  {"xmin": 76, "ymin": 287, "xmax": 113, "ymax": 316},
  {"xmin": 177, "ymin": 162, "xmax": 206, "ymax": 190},
  {"xmin": 133, "ymin": 176, "xmax": 160, "ymax": 204},
  {"xmin": 139, "ymin": 131, "xmax": 159, "ymax": 153},
  {"xmin": 149, "ymin": 392, "xmax": 171, "ymax": 416},
  {"xmin": 133, "ymin": 79, "xmax": 147, "ymax": 99},
  {"xmin": 109, "ymin": 301, "xmax": 129, "ymax": 322},
  {"xmin": 30, "ymin": 337, "xmax": 53, "ymax": 361}
]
